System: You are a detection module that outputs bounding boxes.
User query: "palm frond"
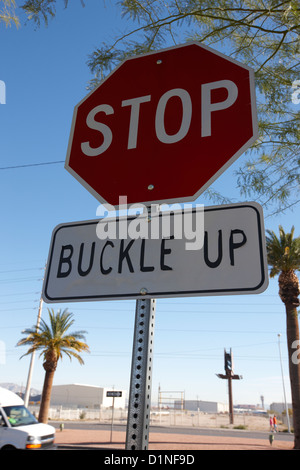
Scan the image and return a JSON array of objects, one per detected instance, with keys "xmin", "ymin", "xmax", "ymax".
[
  {"xmin": 266, "ymin": 225, "xmax": 300, "ymax": 276},
  {"xmin": 17, "ymin": 308, "xmax": 89, "ymax": 368}
]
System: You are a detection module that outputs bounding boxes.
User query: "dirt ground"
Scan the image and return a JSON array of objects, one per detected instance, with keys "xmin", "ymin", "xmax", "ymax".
[
  {"xmin": 149, "ymin": 412, "xmax": 287, "ymax": 431},
  {"xmin": 54, "ymin": 427, "xmax": 293, "ymax": 451},
  {"xmin": 53, "ymin": 414, "xmax": 294, "ymax": 451}
]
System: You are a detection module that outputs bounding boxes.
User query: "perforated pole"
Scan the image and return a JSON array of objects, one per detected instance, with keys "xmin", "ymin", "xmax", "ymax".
[{"xmin": 126, "ymin": 298, "xmax": 156, "ymax": 450}]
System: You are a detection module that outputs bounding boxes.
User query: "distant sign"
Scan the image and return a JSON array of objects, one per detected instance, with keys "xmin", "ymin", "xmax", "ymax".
[
  {"xmin": 106, "ymin": 391, "xmax": 122, "ymax": 398},
  {"xmin": 42, "ymin": 202, "xmax": 268, "ymax": 302}
]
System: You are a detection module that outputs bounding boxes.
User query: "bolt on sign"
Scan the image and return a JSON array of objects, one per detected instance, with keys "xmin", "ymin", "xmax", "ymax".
[
  {"xmin": 65, "ymin": 42, "xmax": 258, "ymax": 207},
  {"xmin": 42, "ymin": 203, "xmax": 268, "ymax": 303}
]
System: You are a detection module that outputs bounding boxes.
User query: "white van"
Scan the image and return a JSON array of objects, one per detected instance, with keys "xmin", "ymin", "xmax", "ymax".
[{"xmin": 0, "ymin": 387, "xmax": 55, "ymax": 450}]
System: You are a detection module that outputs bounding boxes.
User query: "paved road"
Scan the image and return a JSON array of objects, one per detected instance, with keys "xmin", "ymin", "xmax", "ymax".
[{"xmin": 52, "ymin": 421, "xmax": 294, "ymax": 443}]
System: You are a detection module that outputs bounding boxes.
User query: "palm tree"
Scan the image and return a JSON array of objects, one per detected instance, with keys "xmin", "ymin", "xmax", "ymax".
[
  {"xmin": 17, "ymin": 308, "xmax": 89, "ymax": 424},
  {"xmin": 266, "ymin": 225, "xmax": 300, "ymax": 449}
]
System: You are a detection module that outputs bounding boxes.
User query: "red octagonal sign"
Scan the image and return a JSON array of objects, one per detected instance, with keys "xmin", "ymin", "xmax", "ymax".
[{"xmin": 65, "ymin": 42, "xmax": 257, "ymax": 207}]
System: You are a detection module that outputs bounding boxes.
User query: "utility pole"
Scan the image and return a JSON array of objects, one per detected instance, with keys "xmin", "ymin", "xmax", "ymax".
[
  {"xmin": 23, "ymin": 265, "xmax": 45, "ymax": 407},
  {"xmin": 216, "ymin": 348, "xmax": 242, "ymax": 424},
  {"xmin": 277, "ymin": 334, "xmax": 291, "ymax": 433},
  {"xmin": 23, "ymin": 295, "xmax": 43, "ymax": 407}
]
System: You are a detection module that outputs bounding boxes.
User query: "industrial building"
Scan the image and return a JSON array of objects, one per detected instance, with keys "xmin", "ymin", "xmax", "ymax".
[
  {"xmin": 174, "ymin": 400, "xmax": 228, "ymax": 413},
  {"xmin": 270, "ymin": 402, "xmax": 292, "ymax": 414},
  {"xmin": 50, "ymin": 384, "xmax": 126, "ymax": 409}
]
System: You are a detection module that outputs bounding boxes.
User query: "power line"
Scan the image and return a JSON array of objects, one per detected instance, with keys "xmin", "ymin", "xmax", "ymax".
[
  {"xmin": 0, "ymin": 267, "xmax": 43, "ymax": 274},
  {"xmin": 0, "ymin": 308, "xmax": 37, "ymax": 312},
  {"xmin": 0, "ymin": 300, "xmax": 39, "ymax": 305},
  {"xmin": 0, "ymin": 291, "xmax": 40, "ymax": 297},
  {"xmin": 0, "ymin": 161, "xmax": 64, "ymax": 170},
  {"xmin": 0, "ymin": 277, "xmax": 42, "ymax": 284}
]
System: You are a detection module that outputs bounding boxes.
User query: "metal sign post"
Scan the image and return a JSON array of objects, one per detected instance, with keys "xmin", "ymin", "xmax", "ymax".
[
  {"xmin": 110, "ymin": 395, "xmax": 115, "ymax": 443},
  {"xmin": 59, "ymin": 40, "xmax": 261, "ymax": 452},
  {"xmin": 126, "ymin": 298, "xmax": 156, "ymax": 450}
]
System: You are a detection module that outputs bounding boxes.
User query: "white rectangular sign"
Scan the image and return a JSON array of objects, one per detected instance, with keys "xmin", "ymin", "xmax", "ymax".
[
  {"xmin": 42, "ymin": 202, "xmax": 268, "ymax": 302},
  {"xmin": 106, "ymin": 391, "xmax": 122, "ymax": 398}
]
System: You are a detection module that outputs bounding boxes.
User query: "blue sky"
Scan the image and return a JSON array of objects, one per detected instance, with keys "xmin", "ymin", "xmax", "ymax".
[{"xmin": 0, "ymin": 1, "xmax": 299, "ymax": 408}]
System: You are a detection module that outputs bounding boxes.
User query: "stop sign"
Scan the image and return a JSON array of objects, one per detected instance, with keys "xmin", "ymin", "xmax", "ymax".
[{"xmin": 65, "ymin": 42, "xmax": 257, "ymax": 207}]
